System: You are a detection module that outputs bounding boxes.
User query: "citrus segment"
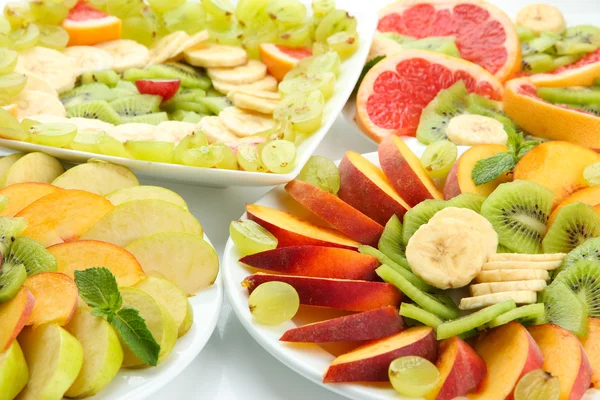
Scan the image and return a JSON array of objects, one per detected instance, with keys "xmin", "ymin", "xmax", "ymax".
[
  {"xmin": 259, "ymin": 43, "xmax": 312, "ymax": 81},
  {"xmin": 530, "ymin": 48, "xmax": 600, "ymax": 87},
  {"xmin": 62, "ymin": 1, "xmax": 121, "ymax": 46}
]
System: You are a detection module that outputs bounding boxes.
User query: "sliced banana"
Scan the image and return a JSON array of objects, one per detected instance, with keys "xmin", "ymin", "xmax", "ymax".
[
  {"xmin": 198, "ymin": 116, "xmax": 239, "ymax": 144},
  {"xmin": 107, "ymin": 123, "xmax": 157, "ymax": 142},
  {"xmin": 148, "ymin": 31, "xmax": 191, "ymax": 66},
  {"xmin": 368, "ymin": 35, "xmax": 403, "ymax": 60},
  {"xmin": 482, "ymin": 260, "xmax": 563, "ymax": 271},
  {"xmin": 23, "ymin": 73, "xmax": 57, "ymax": 96},
  {"xmin": 25, "ymin": 114, "xmax": 70, "ymax": 124},
  {"xmin": 155, "ymin": 121, "xmax": 198, "ymax": 144},
  {"xmin": 516, "ymin": 4, "xmax": 566, "ymax": 34},
  {"xmin": 476, "ymin": 269, "xmax": 550, "ymax": 283},
  {"xmin": 94, "ymin": 40, "xmax": 151, "ymax": 72},
  {"xmin": 207, "ymin": 60, "xmax": 268, "ymax": 85},
  {"xmin": 14, "ymin": 90, "xmax": 66, "ymax": 120},
  {"xmin": 489, "ymin": 253, "xmax": 566, "ymax": 262},
  {"xmin": 459, "ymin": 291, "xmax": 538, "ymax": 310},
  {"xmin": 15, "ymin": 47, "xmax": 78, "ymax": 94},
  {"xmin": 212, "ymin": 75, "xmax": 278, "ymax": 95},
  {"xmin": 219, "ymin": 106, "xmax": 275, "ymax": 137},
  {"xmin": 63, "ymin": 46, "xmax": 114, "ymax": 75},
  {"xmin": 182, "ymin": 30, "xmax": 210, "ymax": 52},
  {"xmin": 228, "ymin": 92, "xmax": 279, "ymax": 114},
  {"xmin": 470, "ymin": 280, "xmax": 547, "ymax": 297},
  {"xmin": 446, "ymin": 114, "xmax": 508, "ymax": 146},
  {"xmin": 68, "ymin": 117, "xmax": 114, "ymax": 134},
  {"xmin": 184, "ymin": 44, "xmax": 248, "ymax": 68},
  {"xmin": 228, "ymin": 89, "xmax": 281, "ymax": 100}
]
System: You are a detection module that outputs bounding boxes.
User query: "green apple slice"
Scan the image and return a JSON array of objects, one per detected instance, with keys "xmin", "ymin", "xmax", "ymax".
[
  {"xmin": 0, "ymin": 341, "xmax": 29, "ymax": 400},
  {"xmin": 179, "ymin": 300, "xmax": 194, "ymax": 337},
  {"xmin": 64, "ymin": 307, "xmax": 124, "ymax": 398},
  {"xmin": 1, "ymin": 152, "xmax": 64, "ymax": 188},
  {"xmin": 52, "ymin": 161, "xmax": 139, "ymax": 196},
  {"xmin": 17, "ymin": 324, "xmax": 83, "ymax": 400},
  {"xmin": 0, "ymin": 153, "xmax": 24, "ymax": 185},
  {"xmin": 127, "ymin": 232, "xmax": 219, "ymax": 296},
  {"xmin": 106, "ymin": 185, "xmax": 188, "ymax": 210},
  {"xmin": 81, "ymin": 199, "xmax": 203, "ymax": 248}
]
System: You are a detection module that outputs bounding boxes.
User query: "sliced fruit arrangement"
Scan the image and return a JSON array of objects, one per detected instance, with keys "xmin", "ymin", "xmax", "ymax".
[{"xmin": 0, "ymin": 151, "xmax": 219, "ymax": 400}]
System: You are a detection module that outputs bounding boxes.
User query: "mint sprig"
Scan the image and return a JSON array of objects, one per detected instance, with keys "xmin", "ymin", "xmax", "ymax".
[{"xmin": 74, "ymin": 267, "xmax": 160, "ymax": 366}]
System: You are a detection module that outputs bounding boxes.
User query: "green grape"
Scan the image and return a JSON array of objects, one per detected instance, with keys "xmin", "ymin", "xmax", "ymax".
[
  {"xmin": 230, "ymin": 219, "xmax": 278, "ymax": 256},
  {"xmin": 0, "ymin": 73, "xmax": 27, "ymax": 96},
  {"xmin": 266, "ymin": 0, "xmax": 306, "ymax": 27},
  {"xmin": 124, "ymin": 140, "xmax": 174, "ymax": 163},
  {"xmin": 314, "ymin": 9, "xmax": 357, "ymax": 43},
  {"xmin": 0, "ymin": 107, "xmax": 28, "ymax": 141},
  {"xmin": 87, "ymin": 0, "xmax": 109, "ymax": 11},
  {"xmin": 3, "ymin": 2, "xmax": 33, "ymax": 29},
  {"xmin": 163, "ymin": 3, "xmax": 206, "ymax": 35},
  {"xmin": 30, "ymin": 0, "xmax": 69, "ymax": 25},
  {"xmin": 38, "ymin": 25, "xmax": 69, "ymax": 50},
  {"xmin": 173, "ymin": 131, "xmax": 208, "ymax": 163},
  {"xmin": 274, "ymin": 90, "xmax": 324, "ymax": 134},
  {"xmin": 0, "ymin": 49, "xmax": 18, "ymax": 74},
  {"xmin": 206, "ymin": 19, "xmax": 243, "ymax": 45},
  {"xmin": 584, "ymin": 161, "xmax": 600, "ymax": 186},
  {"xmin": 106, "ymin": 0, "xmax": 144, "ymax": 19},
  {"xmin": 297, "ymin": 155, "xmax": 340, "ymax": 194},
  {"xmin": 279, "ymin": 72, "xmax": 335, "ymax": 100},
  {"xmin": 211, "ymin": 143, "xmax": 238, "ymax": 169},
  {"xmin": 121, "ymin": 8, "xmax": 160, "ymax": 47},
  {"xmin": 285, "ymin": 51, "xmax": 341, "ymax": 79},
  {"xmin": 311, "ymin": 41, "xmax": 329, "ymax": 55},
  {"xmin": 237, "ymin": 142, "xmax": 267, "ymax": 172},
  {"xmin": 276, "ymin": 24, "xmax": 311, "ymax": 47},
  {"xmin": 327, "ymin": 31, "xmax": 359, "ymax": 60},
  {"xmin": 247, "ymin": 281, "xmax": 299, "ymax": 325},
  {"xmin": 312, "ymin": 0, "xmax": 335, "ymax": 19},
  {"xmin": 202, "ymin": 0, "xmax": 234, "ymax": 19},
  {"xmin": 235, "ymin": 0, "xmax": 269, "ymax": 29},
  {"xmin": 514, "ymin": 369, "xmax": 560, "ymax": 400},
  {"xmin": 0, "ymin": 17, "xmax": 10, "ymax": 34},
  {"xmin": 10, "ymin": 23, "xmax": 40, "ymax": 51},
  {"xmin": 388, "ymin": 356, "xmax": 440, "ymax": 397},
  {"xmin": 29, "ymin": 122, "xmax": 77, "ymax": 147},
  {"xmin": 148, "ymin": 0, "xmax": 185, "ymax": 14},
  {"xmin": 265, "ymin": 120, "xmax": 295, "ymax": 142},
  {"xmin": 242, "ymin": 21, "xmax": 278, "ymax": 59},
  {"xmin": 98, "ymin": 134, "xmax": 131, "ymax": 158},
  {"xmin": 69, "ymin": 129, "xmax": 103, "ymax": 153},
  {"xmin": 20, "ymin": 118, "xmax": 39, "ymax": 131},
  {"xmin": 420, "ymin": 140, "xmax": 458, "ymax": 179},
  {"xmin": 259, "ymin": 139, "xmax": 296, "ymax": 174},
  {"xmin": 181, "ymin": 144, "xmax": 235, "ymax": 168}
]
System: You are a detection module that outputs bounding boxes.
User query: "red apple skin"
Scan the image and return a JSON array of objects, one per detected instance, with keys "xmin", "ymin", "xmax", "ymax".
[
  {"xmin": 280, "ymin": 306, "xmax": 405, "ymax": 343},
  {"xmin": 0, "ymin": 287, "xmax": 35, "ymax": 351}
]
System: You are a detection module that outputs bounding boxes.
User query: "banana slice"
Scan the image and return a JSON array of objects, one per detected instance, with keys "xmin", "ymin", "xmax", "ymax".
[
  {"xmin": 107, "ymin": 123, "xmax": 157, "ymax": 142},
  {"xmin": 228, "ymin": 92, "xmax": 279, "ymax": 114},
  {"xmin": 198, "ymin": 116, "xmax": 239, "ymax": 144},
  {"xmin": 166, "ymin": 30, "xmax": 210, "ymax": 62},
  {"xmin": 482, "ymin": 260, "xmax": 562, "ymax": 271},
  {"xmin": 219, "ymin": 106, "xmax": 275, "ymax": 137},
  {"xmin": 489, "ymin": 253, "xmax": 566, "ymax": 262},
  {"xmin": 15, "ymin": 47, "xmax": 78, "ymax": 94},
  {"xmin": 155, "ymin": 121, "xmax": 198, "ymax": 144},
  {"xmin": 23, "ymin": 73, "xmax": 58, "ymax": 96},
  {"xmin": 459, "ymin": 291, "xmax": 538, "ymax": 310},
  {"xmin": 94, "ymin": 40, "xmax": 150, "ymax": 72},
  {"xmin": 207, "ymin": 60, "xmax": 268, "ymax": 85},
  {"xmin": 516, "ymin": 4, "xmax": 566, "ymax": 34},
  {"xmin": 184, "ymin": 44, "xmax": 248, "ymax": 68},
  {"xmin": 14, "ymin": 90, "xmax": 66, "ymax": 120},
  {"xmin": 228, "ymin": 89, "xmax": 281, "ymax": 100},
  {"xmin": 25, "ymin": 114, "xmax": 70, "ymax": 124},
  {"xmin": 212, "ymin": 75, "xmax": 278, "ymax": 95},
  {"xmin": 476, "ymin": 269, "xmax": 550, "ymax": 283},
  {"xmin": 368, "ymin": 35, "xmax": 403, "ymax": 60},
  {"xmin": 446, "ymin": 114, "xmax": 508, "ymax": 146},
  {"xmin": 63, "ymin": 46, "xmax": 114, "ymax": 75},
  {"xmin": 148, "ymin": 31, "xmax": 191, "ymax": 66},
  {"xmin": 470, "ymin": 280, "xmax": 547, "ymax": 296},
  {"xmin": 68, "ymin": 117, "xmax": 114, "ymax": 134}
]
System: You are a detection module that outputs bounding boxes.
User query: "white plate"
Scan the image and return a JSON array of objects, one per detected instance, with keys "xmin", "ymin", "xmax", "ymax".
[
  {"xmin": 0, "ymin": 0, "xmax": 376, "ymax": 187},
  {"xmin": 223, "ymin": 148, "xmax": 600, "ymax": 400}
]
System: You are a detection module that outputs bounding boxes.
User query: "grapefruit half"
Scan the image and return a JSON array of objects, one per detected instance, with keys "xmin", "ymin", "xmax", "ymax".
[
  {"xmin": 530, "ymin": 48, "xmax": 600, "ymax": 87},
  {"xmin": 377, "ymin": 0, "xmax": 520, "ymax": 82},
  {"xmin": 259, "ymin": 44, "xmax": 312, "ymax": 81},
  {"xmin": 355, "ymin": 49, "xmax": 503, "ymax": 142},
  {"xmin": 62, "ymin": 0, "xmax": 121, "ymax": 46}
]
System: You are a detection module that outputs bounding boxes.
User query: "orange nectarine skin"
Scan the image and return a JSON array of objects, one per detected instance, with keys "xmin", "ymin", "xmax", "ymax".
[
  {"xmin": 549, "ymin": 186, "xmax": 600, "ymax": 226},
  {"xmin": 338, "ymin": 151, "xmax": 410, "ymax": 225},
  {"xmin": 529, "ymin": 324, "xmax": 592, "ymax": 400},
  {"xmin": 0, "ymin": 286, "xmax": 34, "ymax": 351},
  {"xmin": 23, "ymin": 272, "xmax": 79, "ymax": 327},
  {"xmin": 246, "ymin": 204, "xmax": 360, "ymax": 250},
  {"xmin": 0, "ymin": 182, "xmax": 61, "ymax": 217},
  {"xmin": 243, "ymin": 273, "xmax": 402, "ymax": 312},
  {"xmin": 580, "ymin": 318, "xmax": 600, "ymax": 388},
  {"xmin": 239, "ymin": 245, "xmax": 380, "ymax": 280},
  {"xmin": 280, "ymin": 306, "xmax": 405, "ymax": 343},
  {"xmin": 323, "ymin": 326, "xmax": 438, "ymax": 382}
]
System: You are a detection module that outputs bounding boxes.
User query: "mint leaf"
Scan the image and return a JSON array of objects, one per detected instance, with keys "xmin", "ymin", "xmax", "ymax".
[
  {"xmin": 353, "ymin": 56, "xmax": 385, "ymax": 95},
  {"xmin": 517, "ymin": 141, "xmax": 538, "ymax": 159},
  {"xmin": 74, "ymin": 267, "xmax": 121, "ymax": 314},
  {"xmin": 108, "ymin": 308, "xmax": 160, "ymax": 366},
  {"xmin": 471, "ymin": 152, "xmax": 516, "ymax": 186}
]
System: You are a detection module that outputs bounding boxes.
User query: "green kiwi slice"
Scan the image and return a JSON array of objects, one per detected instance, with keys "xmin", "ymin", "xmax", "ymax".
[
  {"xmin": 446, "ymin": 193, "xmax": 486, "ymax": 213},
  {"xmin": 542, "ymin": 202, "xmax": 600, "ymax": 254},
  {"xmin": 122, "ymin": 68, "xmax": 154, "ymax": 82},
  {"xmin": 60, "ymin": 83, "xmax": 117, "ymax": 108},
  {"xmin": 558, "ymin": 237, "xmax": 600, "ymax": 275},
  {"xmin": 554, "ymin": 260, "xmax": 600, "ymax": 318},
  {"xmin": 67, "ymin": 100, "xmax": 123, "ymax": 125},
  {"xmin": 400, "ymin": 302, "xmax": 443, "ymax": 328},
  {"xmin": 123, "ymin": 112, "xmax": 169, "ymax": 125},
  {"xmin": 516, "ymin": 25, "xmax": 536, "ymax": 42},
  {"xmin": 0, "ymin": 264, "xmax": 27, "ymax": 303},
  {"xmin": 436, "ymin": 300, "xmax": 516, "ymax": 340},
  {"xmin": 109, "ymin": 94, "xmax": 162, "ymax": 117},
  {"xmin": 377, "ymin": 215, "xmax": 406, "ymax": 267},
  {"xmin": 556, "ymin": 25, "xmax": 600, "ymax": 56},
  {"xmin": 376, "ymin": 264, "xmax": 459, "ymax": 320},
  {"xmin": 4, "ymin": 237, "xmax": 57, "ymax": 276},
  {"xmin": 148, "ymin": 63, "xmax": 211, "ymax": 90},
  {"xmin": 416, "ymin": 81, "xmax": 467, "ymax": 145},
  {"xmin": 163, "ymin": 100, "xmax": 210, "ymax": 114},
  {"xmin": 487, "ymin": 303, "xmax": 545, "ymax": 328},
  {"xmin": 169, "ymin": 110, "xmax": 207, "ymax": 123},
  {"xmin": 400, "ymin": 36, "xmax": 461, "ymax": 58},
  {"xmin": 567, "ymin": 103, "xmax": 600, "ymax": 116},
  {"xmin": 162, "ymin": 88, "xmax": 207, "ymax": 105},
  {"xmin": 539, "ymin": 280, "xmax": 588, "ymax": 337},
  {"xmin": 0, "ymin": 217, "xmax": 27, "ymax": 255},
  {"xmin": 195, "ymin": 96, "xmax": 232, "ymax": 115},
  {"xmin": 481, "ymin": 180, "xmax": 554, "ymax": 254},
  {"xmin": 80, "ymin": 70, "xmax": 120, "ymax": 87},
  {"xmin": 537, "ymin": 86, "xmax": 600, "ymax": 106},
  {"xmin": 522, "ymin": 53, "xmax": 554, "ymax": 73},
  {"xmin": 521, "ymin": 33, "xmax": 560, "ymax": 56},
  {"xmin": 402, "ymin": 199, "xmax": 446, "ymax": 246}
]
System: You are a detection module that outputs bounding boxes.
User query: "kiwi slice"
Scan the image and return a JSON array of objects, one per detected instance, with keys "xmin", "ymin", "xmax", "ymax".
[
  {"xmin": 109, "ymin": 94, "xmax": 162, "ymax": 117},
  {"xmin": 402, "ymin": 199, "xmax": 446, "ymax": 246},
  {"xmin": 465, "ymin": 94, "xmax": 516, "ymax": 130},
  {"xmin": 0, "ymin": 264, "xmax": 27, "ymax": 303},
  {"xmin": 67, "ymin": 100, "xmax": 123, "ymax": 125},
  {"xmin": 0, "ymin": 217, "xmax": 27, "ymax": 255},
  {"xmin": 377, "ymin": 215, "xmax": 406, "ymax": 267},
  {"xmin": 115, "ymin": 80, "xmax": 139, "ymax": 94},
  {"xmin": 497, "ymin": 244, "xmax": 513, "ymax": 253},
  {"xmin": 401, "ymin": 36, "xmax": 461, "ymax": 58},
  {"xmin": 516, "ymin": 25, "xmax": 536, "ymax": 42},
  {"xmin": 487, "ymin": 303, "xmax": 545, "ymax": 328},
  {"xmin": 567, "ymin": 103, "xmax": 600, "ymax": 116},
  {"xmin": 521, "ymin": 32, "xmax": 560, "ymax": 56},
  {"xmin": 558, "ymin": 237, "xmax": 600, "ymax": 275},
  {"xmin": 195, "ymin": 96, "xmax": 232, "ymax": 115},
  {"xmin": 169, "ymin": 110, "xmax": 206, "ymax": 123},
  {"xmin": 537, "ymin": 86, "xmax": 600, "ymax": 106},
  {"xmin": 522, "ymin": 53, "xmax": 554, "ymax": 73},
  {"xmin": 446, "ymin": 192, "xmax": 486, "ymax": 213},
  {"xmin": 148, "ymin": 63, "xmax": 211, "ymax": 90},
  {"xmin": 4, "ymin": 237, "xmax": 57, "ymax": 276},
  {"xmin": 378, "ymin": 32, "xmax": 417, "ymax": 44},
  {"xmin": 542, "ymin": 202, "xmax": 600, "ymax": 254},
  {"xmin": 481, "ymin": 180, "xmax": 554, "ymax": 254},
  {"xmin": 60, "ymin": 83, "xmax": 117, "ymax": 108},
  {"xmin": 416, "ymin": 81, "xmax": 467, "ymax": 145},
  {"xmin": 123, "ymin": 112, "xmax": 169, "ymax": 125},
  {"xmin": 80, "ymin": 70, "xmax": 120, "ymax": 87},
  {"xmin": 400, "ymin": 302, "xmax": 444, "ymax": 328},
  {"xmin": 554, "ymin": 260, "xmax": 600, "ymax": 318},
  {"xmin": 162, "ymin": 88, "xmax": 207, "ymax": 105},
  {"xmin": 376, "ymin": 264, "xmax": 459, "ymax": 320},
  {"xmin": 539, "ymin": 280, "xmax": 588, "ymax": 337},
  {"xmin": 436, "ymin": 300, "xmax": 516, "ymax": 340},
  {"xmin": 163, "ymin": 100, "xmax": 210, "ymax": 114},
  {"xmin": 556, "ymin": 25, "xmax": 600, "ymax": 56}
]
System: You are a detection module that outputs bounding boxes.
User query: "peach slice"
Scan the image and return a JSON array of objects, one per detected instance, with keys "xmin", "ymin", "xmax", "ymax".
[
  {"xmin": 51, "ymin": 162, "xmax": 139, "ymax": 196},
  {"xmin": 239, "ymin": 245, "xmax": 379, "ymax": 280},
  {"xmin": 246, "ymin": 204, "xmax": 360, "ymax": 249},
  {"xmin": 444, "ymin": 144, "xmax": 511, "ymax": 199},
  {"xmin": 470, "ymin": 322, "xmax": 544, "ymax": 400},
  {"xmin": 0, "ymin": 182, "xmax": 61, "ymax": 217},
  {"xmin": 378, "ymin": 135, "xmax": 443, "ymax": 207},
  {"xmin": 323, "ymin": 326, "xmax": 437, "ymax": 382},
  {"xmin": 280, "ymin": 306, "xmax": 404, "ymax": 343},
  {"xmin": 580, "ymin": 318, "xmax": 600, "ymax": 388},
  {"xmin": 1, "ymin": 152, "xmax": 64, "ymax": 187},
  {"xmin": 514, "ymin": 141, "xmax": 600, "ymax": 207},
  {"xmin": 529, "ymin": 324, "xmax": 592, "ymax": 400},
  {"xmin": 338, "ymin": 151, "xmax": 410, "ymax": 225},
  {"xmin": 242, "ymin": 273, "xmax": 402, "ymax": 312},
  {"xmin": 48, "ymin": 240, "xmax": 146, "ymax": 287},
  {"xmin": 16, "ymin": 189, "xmax": 113, "ymax": 247},
  {"xmin": 549, "ymin": 186, "xmax": 600, "ymax": 226},
  {"xmin": 0, "ymin": 286, "xmax": 34, "ymax": 351},
  {"xmin": 23, "ymin": 272, "xmax": 78, "ymax": 327}
]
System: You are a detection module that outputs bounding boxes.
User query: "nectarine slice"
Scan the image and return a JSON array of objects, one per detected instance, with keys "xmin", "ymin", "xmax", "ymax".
[
  {"xmin": 246, "ymin": 204, "xmax": 360, "ymax": 249},
  {"xmin": 48, "ymin": 240, "xmax": 146, "ymax": 287},
  {"xmin": 323, "ymin": 326, "xmax": 437, "ymax": 382},
  {"xmin": 580, "ymin": 318, "xmax": 600, "ymax": 388},
  {"xmin": 52, "ymin": 162, "xmax": 139, "ymax": 196},
  {"xmin": 23, "ymin": 272, "xmax": 78, "ymax": 327},
  {"xmin": 0, "ymin": 286, "xmax": 34, "ymax": 351},
  {"xmin": 549, "ymin": 185, "xmax": 600, "ymax": 226},
  {"xmin": 0, "ymin": 182, "xmax": 61, "ymax": 217}
]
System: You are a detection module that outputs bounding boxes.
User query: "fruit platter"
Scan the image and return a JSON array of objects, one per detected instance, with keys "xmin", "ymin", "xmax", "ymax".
[
  {"xmin": 0, "ymin": 151, "xmax": 221, "ymax": 400},
  {"xmin": 0, "ymin": 0, "xmax": 376, "ymax": 187}
]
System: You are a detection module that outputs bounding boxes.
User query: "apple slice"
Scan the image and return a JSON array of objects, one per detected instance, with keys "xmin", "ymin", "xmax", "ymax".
[
  {"xmin": 82, "ymin": 199, "xmax": 203, "ymax": 248},
  {"xmin": 0, "ymin": 182, "xmax": 61, "ymax": 217},
  {"xmin": 22, "ymin": 272, "xmax": 78, "ymax": 327},
  {"xmin": 179, "ymin": 300, "xmax": 194, "ymax": 337},
  {"xmin": 17, "ymin": 324, "xmax": 83, "ymax": 400},
  {"xmin": 48, "ymin": 240, "xmax": 146, "ymax": 287},
  {"xmin": 51, "ymin": 162, "xmax": 139, "ymax": 196},
  {"xmin": 0, "ymin": 341, "xmax": 29, "ymax": 400},
  {"xmin": 126, "ymin": 232, "xmax": 218, "ymax": 296},
  {"xmin": 1, "ymin": 152, "xmax": 64, "ymax": 187},
  {"xmin": 135, "ymin": 79, "xmax": 181, "ymax": 101},
  {"xmin": 0, "ymin": 153, "xmax": 24, "ymax": 182},
  {"xmin": 16, "ymin": 189, "xmax": 114, "ymax": 247},
  {"xmin": 64, "ymin": 307, "xmax": 123, "ymax": 398},
  {"xmin": 0, "ymin": 286, "xmax": 34, "ymax": 351},
  {"xmin": 246, "ymin": 204, "xmax": 360, "ymax": 249},
  {"xmin": 106, "ymin": 185, "xmax": 189, "ymax": 210},
  {"xmin": 323, "ymin": 326, "xmax": 438, "ymax": 382}
]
